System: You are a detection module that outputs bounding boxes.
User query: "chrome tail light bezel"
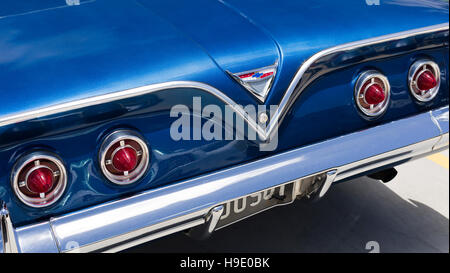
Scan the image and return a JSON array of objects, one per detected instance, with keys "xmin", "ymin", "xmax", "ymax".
[
  {"xmin": 11, "ymin": 151, "xmax": 67, "ymax": 208},
  {"xmin": 99, "ymin": 130, "xmax": 150, "ymax": 185},
  {"xmin": 354, "ymin": 70, "xmax": 391, "ymax": 117},
  {"xmin": 408, "ymin": 59, "xmax": 441, "ymax": 102}
]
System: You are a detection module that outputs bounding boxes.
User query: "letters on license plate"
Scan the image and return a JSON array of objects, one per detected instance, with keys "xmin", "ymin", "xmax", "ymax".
[{"xmin": 216, "ymin": 182, "xmax": 296, "ymax": 229}]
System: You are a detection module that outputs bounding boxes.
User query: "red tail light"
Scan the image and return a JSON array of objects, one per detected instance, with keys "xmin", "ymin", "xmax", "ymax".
[
  {"xmin": 112, "ymin": 147, "xmax": 138, "ymax": 172},
  {"xmin": 11, "ymin": 152, "xmax": 67, "ymax": 207},
  {"xmin": 99, "ymin": 130, "xmax": 150, "ymax": 185},
  {"xmin": 408, "ymin": 59, "xmax": 440, "ymax": 102},
  {"xmin": 27, "ymin": 167, "xmax": 54, "ymax": 194},
  {"xmin": 364, "ymin": 84, "xmax": 385, "ymax": 105},
  {"xmin": 417, "ymin": 71, "xmax": 437, "ymax": 91},
  {"xmin": 354, "ymin": 70, "xmax": 391, "ymax": 117}
]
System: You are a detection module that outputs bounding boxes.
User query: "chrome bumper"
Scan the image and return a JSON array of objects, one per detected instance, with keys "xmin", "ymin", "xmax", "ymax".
[{"xmin": 2, "ymin": 106, "xmax": 448, "ymax": 253}]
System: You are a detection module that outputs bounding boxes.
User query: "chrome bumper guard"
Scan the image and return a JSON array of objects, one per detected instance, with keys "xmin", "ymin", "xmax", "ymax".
[{"xmin": 2, "ymin": 106, "xmax": 448, "ymax": 253}]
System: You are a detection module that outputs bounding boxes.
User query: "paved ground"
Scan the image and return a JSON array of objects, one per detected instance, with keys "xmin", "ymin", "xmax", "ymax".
[{"xmin": 125, "ymin": 150, "xmax": 449, "ymax": 253}]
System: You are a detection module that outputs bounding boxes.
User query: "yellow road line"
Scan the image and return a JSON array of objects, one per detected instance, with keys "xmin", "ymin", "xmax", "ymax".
[{"xmin": 427, "ymin": 153, "xmax": 449, "ymax": 169}]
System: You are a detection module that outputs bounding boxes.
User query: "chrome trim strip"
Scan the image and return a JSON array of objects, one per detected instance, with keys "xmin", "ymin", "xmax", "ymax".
[
  {"xmin": 335, "ymin": 137, "xmax": 440, "ymax": 182},
  {"xmin": 0, "ymin": 202, "xmax": 19, "ymax": 253},
  {"xmin": 100, "ymin": 213, "xmax": 206, "ymax": 253},
  {"xmin": 8, "ymin": 106, "xmax": 447, "ymax": 253},
  {"xmin": 266, "ymin": 22, "xmax": 449, "ymax": 136},
  {"xmin": 0, "ymin": 23, "xmax": 448, "ymax": 141},
  {"xmin": 0, "ymin": 81, "xmax": 266, "ymax": 138}
]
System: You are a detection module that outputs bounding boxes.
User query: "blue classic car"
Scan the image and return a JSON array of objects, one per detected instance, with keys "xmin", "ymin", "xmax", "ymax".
[{"xmin": 0, "ymin": 0, "xmax": 448, "ymax": 253}]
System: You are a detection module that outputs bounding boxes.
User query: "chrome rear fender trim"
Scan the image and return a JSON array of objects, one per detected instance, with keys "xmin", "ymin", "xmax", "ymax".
[{"xmin": 0, "ymin": 23, "xmax": 448, "ymax": 142}]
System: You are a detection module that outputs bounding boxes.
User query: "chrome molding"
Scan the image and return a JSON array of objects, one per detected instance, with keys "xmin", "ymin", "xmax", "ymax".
[
  {"xmin": 335, "ymin": 137, "xmax": 440, "ymax": 182},
  {"xmin": 0, "ymin": 81, "xmax": 265, "ymax": 139},
  {"xmin": 72, "ymin": 209, "xmax": 208, "ymax": 253},
  {"xmin": 0, "ymin": 23, "xmax": 447, "ymax": 142},
  {"xmin": 265, "ymin": 22, "xmax": 449, "ymax": 137},
  {"xmin": 0, "ymin": 202, "xmax": 18, "ymax": 253}
]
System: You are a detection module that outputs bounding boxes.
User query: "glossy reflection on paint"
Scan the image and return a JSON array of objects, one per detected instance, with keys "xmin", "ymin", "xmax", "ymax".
[{"xmin": 0, "ymin": 0, "xmax": 448, "ymax": 226}]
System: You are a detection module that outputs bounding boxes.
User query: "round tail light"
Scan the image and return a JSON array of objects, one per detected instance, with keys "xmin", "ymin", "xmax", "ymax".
[
  {"xmin": 354, "ymin": 70, "xmax": 391, "ymax": 117},
  {"xmin": 99, "ymin": 130, "xmax": 150, "ymax": 185},
  {"xmin": 11, "ymin": 151, "xmax": 67, "ymax": 208},
  {"xmin": 408, "ymin": 59, "xmax": 440, "ymax": 102}
]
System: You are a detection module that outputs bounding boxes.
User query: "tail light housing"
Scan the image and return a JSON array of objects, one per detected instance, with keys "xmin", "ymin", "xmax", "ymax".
[
  {"xmin": 354, "ymin": 70, "xmax": 391, "ymax": 117},
  {"xmin": 99, "ymin": 130, "xmax": 150, "ymax": 185},
  {"xmin": 408, "ymin": 59, "xmax": 440, "ymax": 102},
  {"xmin": 11, "ymin": 151, "xmax": 67, "ymax": 207}
]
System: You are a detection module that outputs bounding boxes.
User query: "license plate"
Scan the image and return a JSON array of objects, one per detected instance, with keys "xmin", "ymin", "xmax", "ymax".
[{"xmin": 216, "ymin": 182, "xmax": 296, "ymax": 229}]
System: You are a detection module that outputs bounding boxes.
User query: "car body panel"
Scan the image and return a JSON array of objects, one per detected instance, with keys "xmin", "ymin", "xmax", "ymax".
[
  {"xmin": 0, "ymin": 0, "xmax": 448, "ymax": 232},
  {"xmin": 1, "ymin": 0, "xmax": 448, "ymax": 118}
]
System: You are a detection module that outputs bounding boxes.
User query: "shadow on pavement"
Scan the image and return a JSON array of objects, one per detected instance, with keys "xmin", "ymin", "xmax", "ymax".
[{"xmin": 124, "ymin": 177, "xmax": 449, "ymax": 253}]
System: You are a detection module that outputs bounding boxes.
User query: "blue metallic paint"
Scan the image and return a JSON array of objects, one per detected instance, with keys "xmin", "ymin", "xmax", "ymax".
[
  {"xmin": 1, "ymin": 0, "xmax": 448, "ymax": 118},
  {"xmin": 0, "ymin": 0, "xmax": 448, "ymax": 226}
]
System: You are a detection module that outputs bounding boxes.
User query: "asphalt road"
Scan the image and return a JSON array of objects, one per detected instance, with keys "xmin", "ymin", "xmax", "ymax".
[{"xmin": 125, "ymin": 150, "xmax": 449, "ymax": 253}]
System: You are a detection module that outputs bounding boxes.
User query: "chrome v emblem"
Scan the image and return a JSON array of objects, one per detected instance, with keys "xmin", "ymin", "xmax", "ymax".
[{"xmin": 228, "ymin": 63, "xmax": 277, "ymax": 103}]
